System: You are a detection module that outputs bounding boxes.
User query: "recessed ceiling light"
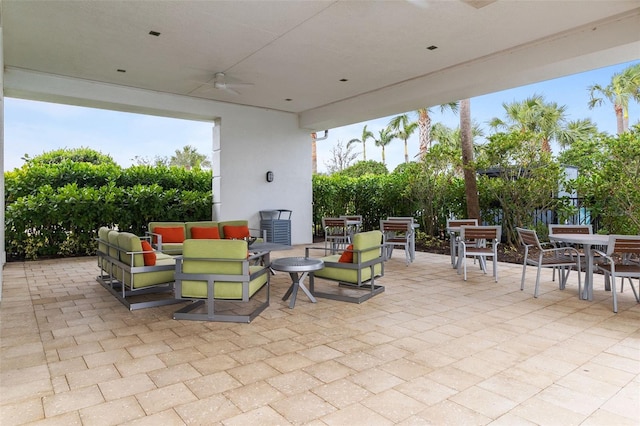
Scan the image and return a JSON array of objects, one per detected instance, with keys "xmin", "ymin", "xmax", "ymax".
[
  {"xmin": 426, "ymin": 45, "xmax": 438, "ymax": 50},
  {"xmin": 149, "ymin": 30, "xmax": 161, "ymax": 36},
  {"xmin": 339, "ymin": 78, "xmax": 348, "ymax": 82},
  {"xmin": 117, "ymin": 69, "xmax": 126, "ymax": 73},
  {"xmin": 285, "ymin": 98, "xmax": 293, "ymax": 102}
]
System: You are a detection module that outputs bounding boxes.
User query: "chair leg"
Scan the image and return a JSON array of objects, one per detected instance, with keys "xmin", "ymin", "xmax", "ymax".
[
  {"xmin": 493, "ymin": 255, "xmax": 498, "ymax": 282},
  {"xmin": 478, "ymin": 256, "xmax": 487, "ymax": 274},
  {"xmin": 628, "ymin": 278, "xmax": 640, "ymax": 302},
  {"xmin": 534, "ymin": 266, "xmax": 542, "ymax": 298},
  {"xmin": 558, "ymin": 267, "xmax": 567, "ymax": 290},
  {"xmin": 520, "ymin": 263, "xmax": 527, "ymax": 291},
  {"xmin": 611, "ymin": 272, "xmax": 618, "ymax": 313}
]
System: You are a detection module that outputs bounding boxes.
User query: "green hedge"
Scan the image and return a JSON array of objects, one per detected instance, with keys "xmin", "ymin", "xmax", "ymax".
[
  {"xmin": 4, "ymin": 163, "xmax": 211, "ymax": 203},
  {"xmin": 5, "ymin": 183, "xmax": 212, "ymax": 260}
]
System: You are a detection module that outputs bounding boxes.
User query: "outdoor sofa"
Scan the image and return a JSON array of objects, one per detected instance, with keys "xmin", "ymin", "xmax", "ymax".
[
  {"xmin": 96, "ymin": 227, "xmax": 182, "ymax": 310},
  {"xmin": 147, "ymin": 220, "xmax": 265, "ymax": 254}
]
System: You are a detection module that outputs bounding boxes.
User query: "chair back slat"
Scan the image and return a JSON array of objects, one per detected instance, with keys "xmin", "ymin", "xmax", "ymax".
[
  {"xmin": 609, "ymin": 235, "xmax": 640, "ymax": 254},
  {"xmin": 517, "ymin": 227, "xmax": 541, "ymax": 249},
  {"xmin": 447, "ymin": 219, "xmax": 478, "ymax": 228},
  {"xmin": 549, "ymin": 224, "xmax": 592, "ymax": 235},
  {"xmin": 381, "ymin": 220, "xmax": 411, "ymax": 232},
  {"xmin": 461, "ymin": 226, "xmax": 500, "ymax": 241}
]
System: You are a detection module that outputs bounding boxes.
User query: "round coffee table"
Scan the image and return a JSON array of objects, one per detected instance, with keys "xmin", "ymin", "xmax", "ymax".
[{"xmin": 271, "ymin": 257, "xmax": 324, "ymax": 308}]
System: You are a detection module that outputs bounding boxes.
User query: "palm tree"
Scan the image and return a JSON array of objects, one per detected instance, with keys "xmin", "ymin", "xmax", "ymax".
[
  {"xmin": 387, "ymin": 114, "xmax": 417, "ymax": 163},
  {"xmin": 459, "ymin": 99, "xmax": 480, "ymax": 220},
  {"xmin": 373, "ymin": 128, "xmax": 396, "ymax": 164},
  {"xmin": 557, "ymin": 118, "xmax": 600, "ymax": 148},
  {"xmin": 170, "ymin": 145, "xmax": 211, "ymax": 170},
  {"xmin": 347, "ymin": 125, "xmax": 374, "ymax": 161},
  {"xmin": 588, "ymin": 63, "xmax": 640, "ymax": 134},
  {"xmin": 489, "ymin": 94, "xmax": 576, "ymax": 152},
  {"xmin": 416, "ymin": 102, "xmax": 459, "ymax": 159}
]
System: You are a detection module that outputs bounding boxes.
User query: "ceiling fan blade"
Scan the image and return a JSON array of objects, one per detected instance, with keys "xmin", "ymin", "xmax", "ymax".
[
  {"xmin": 222, "ymin": 86, "xmax": 241, "ymax": 95},
  {"xmin": 226, "ymin": 82, "xmax": 254, "ymax": 89}
]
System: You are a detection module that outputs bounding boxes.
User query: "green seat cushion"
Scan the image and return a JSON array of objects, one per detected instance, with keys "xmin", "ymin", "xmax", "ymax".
[
  {"xmin": 314, "ymin": 230, "xmax": 383, "ymax": 283},
  {"xmin": 314, "ymin": 257, "xmax": 382, "ymax": 283},
  {"xmin": 123, "ymin": 268, "xmax": 175, "ymax": 289},
  {"xmin": 117, "ymin": 232, "xmax": 175, "ymax": 289},
  {"xmin": 158, "ymin": 243, "xmax": 183, "ymax": 255},
  {"xmin": 179, "ymin": 239, "xmax": 268, "ymax": 299}
]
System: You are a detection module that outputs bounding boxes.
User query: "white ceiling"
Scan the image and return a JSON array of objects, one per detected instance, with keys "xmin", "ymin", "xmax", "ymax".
[{"xmin": 2, "ymin": 0, "xmax": 640, "ymax": 130}]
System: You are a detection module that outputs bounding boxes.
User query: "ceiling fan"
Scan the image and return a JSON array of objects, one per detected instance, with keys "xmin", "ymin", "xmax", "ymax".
[{"xmin": 198, "ymin": 72, "xmax": 253, "ymax": 95}]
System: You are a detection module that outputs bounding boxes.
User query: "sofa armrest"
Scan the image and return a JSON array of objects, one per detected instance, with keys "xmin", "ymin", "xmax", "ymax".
[
  {"xmin": 145, "ymin": 231, "xmax": 163, "ymax": 251},
  {"xmin": 249, "ymin": 228, "xmax": 267, "ymax": 242}
]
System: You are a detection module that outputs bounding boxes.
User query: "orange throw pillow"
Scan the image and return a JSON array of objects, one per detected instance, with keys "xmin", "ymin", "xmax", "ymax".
[
  {"xmin": 154, "ymin": 226, "xmax": 185, "ymax": 243},
  {"xmin": 223, "ymin": 225, "xmax": 250, "ymax": 239},
  {"xmin": 191, "ymin": 226, "xmax": 220, "ymax": 239},
  {"xmin": 339, "ymin": 244, "xmax": 354, "ymax": 263},
  {"xmin": 141, "ymin": 240, "xmax": 156, "ymax": 266}
]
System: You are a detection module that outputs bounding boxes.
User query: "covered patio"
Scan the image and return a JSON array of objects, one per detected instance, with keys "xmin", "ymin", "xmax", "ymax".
[{"xmin": 1, "ymin": 249, "xmax": 638, "ymax": 424}]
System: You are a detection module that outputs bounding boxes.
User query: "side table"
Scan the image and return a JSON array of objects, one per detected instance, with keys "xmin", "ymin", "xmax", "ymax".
[{"xmin": 271, "ymin": 257, "xmax": 324, "ymax": 308}]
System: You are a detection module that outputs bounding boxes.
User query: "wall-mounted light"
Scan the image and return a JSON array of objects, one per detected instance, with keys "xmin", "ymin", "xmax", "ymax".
[{"xmin": 266, "ymin": 171, "xmax": 274, "ymax": 182}]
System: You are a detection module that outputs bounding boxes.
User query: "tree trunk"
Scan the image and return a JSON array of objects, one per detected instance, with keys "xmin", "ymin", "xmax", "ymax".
[
  {"xmin": 460, "ymin": 99, "xmax": 480, "ymax": 221},
  {"xmin": 418, "ymin": 109, "xmax": 431, "ymax": 160},
  {"xmin": 404, "ymin": 140, "xmax": 409, "ymax": 163},
  {"xmin": 615, "ymin": 104, "xmax": 625, "ymax": 134}
]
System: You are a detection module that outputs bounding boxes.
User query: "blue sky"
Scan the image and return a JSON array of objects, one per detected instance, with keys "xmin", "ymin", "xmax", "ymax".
[{"xmin": 4, "ymin": 59, "xmax": 639, "ymax": 173}]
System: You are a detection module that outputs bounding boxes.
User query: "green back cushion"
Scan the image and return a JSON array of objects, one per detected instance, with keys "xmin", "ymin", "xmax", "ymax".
[
  {"xmin": 353, "ymin": 230, "xmax": 383, "ymax": 263},
  {"xmin": 117, "ymin": 232, "xmax": 144, "ymax": 267},
  {"xmin": 180, "ymin": 239, "xmax": 267, "ymax": 299},
  {"xmin": 98, "ymin": 227, "xmax": 111, "ymax": 271},
  {"xmin": 314, "ymin": 230, "xmax": 383, "ymax": 282},
  {"xmin": 107, "ymin": 230, "xmax": 121, "ymax": 280}
]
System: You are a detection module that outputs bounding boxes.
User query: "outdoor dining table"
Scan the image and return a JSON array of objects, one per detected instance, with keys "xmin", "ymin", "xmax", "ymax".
[
  {"xmin": 445, "ymin": 226, "xmax": 466, "ymax": 268},
  {"xmin": 548, "ymin": 233, "xmax": 609, "ymax": 301}
]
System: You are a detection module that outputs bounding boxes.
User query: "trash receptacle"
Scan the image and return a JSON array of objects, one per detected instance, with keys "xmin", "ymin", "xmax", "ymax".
[{"xmin": 260, "ymin": 210, "xmax": 292, "ymax": 245}]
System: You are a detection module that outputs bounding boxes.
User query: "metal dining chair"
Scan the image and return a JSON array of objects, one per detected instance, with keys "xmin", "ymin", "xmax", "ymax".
[
  {"xmin": 457, "ymin": 225, "xmax": 501, "ymax": 282},
  {"xmin": 380, "ymin": 219, "xmax": 414, "ymax": 266},
  {"xmin": 593, "ymin": 235, "xmax": 640, "ymax": 313},
  {"xmin": 322, "ymin": 217, "xmax": 350, "ymax": 254},
  {"xmin": 446, "ymin": 219, "xmax": 478, "ymax": 268},
  {"xmin": 517, "ymin": 227, "xmax": 582, "ymax": 298}
]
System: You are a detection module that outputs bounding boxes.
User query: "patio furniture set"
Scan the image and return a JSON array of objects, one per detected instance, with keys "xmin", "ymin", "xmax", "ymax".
[
  {"xmin": 446, "ymin": 219, "xmax": 639, "ymax": 313},
  {"xmin": 323, "ymin": 215, "xmax": 418, "ymax": 266},
  {"xmin": 96, "ymin": 220, "xmax": 388, "ymax": 323}
]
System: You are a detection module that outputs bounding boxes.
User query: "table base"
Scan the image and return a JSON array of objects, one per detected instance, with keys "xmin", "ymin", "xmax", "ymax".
[{"xmin": 282, "ymin": 271, "xmax": 317, "ymax": 308}]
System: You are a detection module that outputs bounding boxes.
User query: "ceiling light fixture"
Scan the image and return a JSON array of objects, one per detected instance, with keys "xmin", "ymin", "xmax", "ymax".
[
  {"xmin": 149, "ymin": 30, "xmax": 161, "ymax": 36},
  {"xmin": 285, "ymin": 98, "xmax": 292, "ymax": 101},
  {"xmin": 426, "ymin": 45, "xmax": 438, "ymax": 50},
  {"xmin": 339, "ymin": 78, "xmax": 348, "ymax": 82},
  {"xmin": 117, "ymin": 69, "xmax": 126, "ymax": 73}
]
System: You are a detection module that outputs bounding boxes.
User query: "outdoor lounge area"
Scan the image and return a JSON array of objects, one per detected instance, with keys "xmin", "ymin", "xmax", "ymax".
[{"xmin": 1, "ymin": 247, "xmax": 638, "ymax": 425}]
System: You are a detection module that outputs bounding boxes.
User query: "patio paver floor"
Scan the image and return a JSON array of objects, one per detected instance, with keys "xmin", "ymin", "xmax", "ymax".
[{"xmin": 1, "ymin": 246, "xmax": 638, "ymax": 425}]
